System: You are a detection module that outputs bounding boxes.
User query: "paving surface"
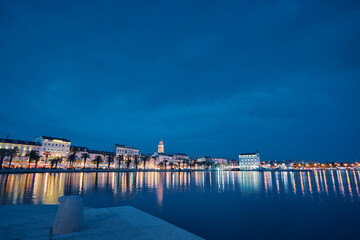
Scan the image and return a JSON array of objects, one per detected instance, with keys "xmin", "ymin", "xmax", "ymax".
[{"xmin": 0, "ymin": 205, "xmax": 204, "ymax": 240}]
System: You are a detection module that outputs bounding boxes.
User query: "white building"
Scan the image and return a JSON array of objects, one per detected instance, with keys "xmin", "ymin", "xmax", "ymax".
[
  {"xmin": 198, "ymin": 156, "xmax": 212, "ymax": 163},
  {"xmin": 88, "ymin": 150, "xmax": 113, "ymax": 164},
  {"xmin": 34, "ymin": 136, "xmax": 71, "ymax": 158},
  {"xmin": 0, "ymin": 138, "xmax": 42, "ymax": 165},
  {"xmin": 212, "ymin": 158, "xmax": 228, "ymax": 165},
  {"xmin": 152, "ymin": 152, "xmax": 173, "ymax": 165},
  {"xmin": 197, "ymin": 156, "xmax": 227, "ymax": 168},
  {"xmin": 172, "ymin": 153, "xmax": 190, "ymax": 163},
  {"xmin": 70, "ymin": 146, "xmax": 90, "ymax": 164},
  {"xmin": 239, "ymin": 152, "xmax": 260, "ymax": 170},
  {"xmin": 114, "ymin": 144, "xmax": 139, "ymax": 157}
]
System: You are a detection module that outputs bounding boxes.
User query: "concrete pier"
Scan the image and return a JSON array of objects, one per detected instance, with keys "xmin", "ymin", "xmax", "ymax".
[{"xmin": 0, "ymin": 205, "xmax": 203, "ymax": 240}]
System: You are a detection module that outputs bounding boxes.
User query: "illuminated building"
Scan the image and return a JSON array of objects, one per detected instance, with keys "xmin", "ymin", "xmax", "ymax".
[
  {"xmin": 172, "ymin": 153, "xmax": 190, "ymax": 163},
  {"xmin": 212, "ymin": 158, "xmax": 228, "ymax": 164},
  {"xmin": 70, "ymin": 146, "xmax": 90, "ymax": 163},
  {"xmin": 153, "ymin": 153, "xmax": 173, "ymax": 165},
  {"xmin": 158, "ymin": 139, "xmax": 164, "ymax": 153},
  {"xmin": 198, "ymin": 156, "xmax": 212, "ymax": 163},
  {"xmin": 197, "ymin": 157, "xmax": 227, "ymax": 164},
  {"xmin": 239, "ymin": 152, "xmax": 260, "ymax": 170},
  {"xmin": 0, "ymin": 138, "xmax": 42, "ymax": 159},
  {"xmin": 114, "ymin": 144, "xmax": 139, "ymax": 157},
  {"xmin": 34, "ymin": 136, "xmax": 71, "ymax": 158}
]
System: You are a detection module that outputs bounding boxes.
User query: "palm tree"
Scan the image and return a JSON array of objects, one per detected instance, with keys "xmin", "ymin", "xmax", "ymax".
[
  {"xmin": 50, "ymin": 157, "xmax": 62, "ymax": 169},
  {"xmin": 117, "ymin": 154, "xmax": 124, "ymax": 169},
  {"xmin": 67, "ymin": 153, "xmax": 77, "ymax": 169},
  {"xmin": 43, "ymin": 151, "xmax": 51, "ymax": 165},
  {"xmin": 181, "ymin": 160, "xmax": 186, "ymax": 169},
  {"xmin": 92, "ymin": 155, "xmax": 102, "ymax": 169},
  {"xmin": 125, "ymin": 155, "xmax": 132, "ymax": 170},
  {"xmin": 142, "ymin": 155, "xmax": 149, "ymax": 170},
  {"xmin": 190, "ymin": 161, "xmax": 195, "ymax": 169},
  {"xmin": 163, "ymin": 160, "xmax": 168, "ymax": 170},
  {"xmin": 25, "ymin": 150, "xmax": 40, "ymax": 168},
  {"xmin": 183, "ymin": 159, "xmax": 190, "ymax": 169},
  {"xmin": 107, "ymin": 154, "xmax": 114, "ymax": 169},
  {"xmin": 158, "ymin": 161, "xmax": 164, "ymax": 169},
  {"xmin": 8, "ymin": 147, "xmax": 19, "ymax": 168},
  {"xmin": 169, "ymin": 162, "xmax": 174, "ymax": 170},
  {"xmin": 192, "ymin": 160, "xmax": 198, "ymax": 170},
  {"xmin": 33, "ymin": 154, "xmax": 41, "ymax": 168},
  {"xmin": 133, "ymin": 155, "xmax": 140, "ymax": 170},
  {"xmin": 0, "ymin": 148, "xmax": 10, "ymax": 169},
  {"xmin": 81, "ymin": 153, "xmax": 90, "ymax": 169}
]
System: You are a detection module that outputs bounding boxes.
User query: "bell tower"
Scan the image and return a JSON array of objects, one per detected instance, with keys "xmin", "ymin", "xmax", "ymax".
[{"xmin": 158, "ymin": 139, "xmax": 164, "ymax": 153}]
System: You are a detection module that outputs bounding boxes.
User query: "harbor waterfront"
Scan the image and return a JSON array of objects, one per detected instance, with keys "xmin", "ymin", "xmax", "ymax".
[{"xmin": 1, "ymin": 170, "xmax": 360, "ymax": 240}]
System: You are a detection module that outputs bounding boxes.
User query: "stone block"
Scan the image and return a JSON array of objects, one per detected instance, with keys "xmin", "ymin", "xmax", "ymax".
[{"xmin": 52, "ymin": 196, "xmax": 84, "ymax": 235}]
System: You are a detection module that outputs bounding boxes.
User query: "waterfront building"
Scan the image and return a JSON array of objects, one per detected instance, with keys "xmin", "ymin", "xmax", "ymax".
[
  {"xmin": 0, "ymin": 138, "xmax": 42, "ymax": 166},
  {"xmin": 212, "ymin": 158, "xmax": 228, "ymax": 164},
  {"xmin": 114, "ymin": 144, "xmax": 139, "ymax": 157},
  {"xmin": 153, "ymin": 152, "xmax": 173, "ymax": 165},
  {"xmin": 158, "ymin": 139, "xmax": 164, "ymax": 153},
  {"xmin": 88, "ymin": 149, "xmax": 114, "ymax": 168},
  {"xmin": 0, "ymin": 138, "xmax": 42, "ymax": 153},
  {"xmin": 34, "ymin": 136, "xmax": 71, "ymax": 158},
  {"xmin": 198, "ymin": 156, "xmax": 212, "ymax": 163},
  {"xmin": 196, "ymin": 156, "xmax": 227, "ymax": 169},
  {"xmin": 70, "ymin": 146, "xmax": 90, "ymax": 164},
  {"xmin": 172, "ymin": 153, "xmax": 190, "ymax": 163},
  {"xmin": 239, "ymin": 152, "xmax": 260, "ymax": 170}
]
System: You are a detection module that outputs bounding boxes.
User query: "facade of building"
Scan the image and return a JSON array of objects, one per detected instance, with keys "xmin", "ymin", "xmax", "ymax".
[
  {"xmin": 212, "ymin": 158, "xmax": 228, "ymax": 164},
  {"xmin": 70, "ymin": 146, "xmax": 89, "ymax": 163},
  {"xmin": 158, "ymin": 139, "xmax": 164, "ymax": 153},
  {"xmin": 152, "ymin": 152, "xmax": 173, "ymax": 165},
  {"xmin": 88, "ymin": 150, "xmax": 114, "ymax": 167},
  {"xmin": 34, "ymin": 136, "xmax": 71, "ymax": 158},
  {"xmin": 172, "ymin": 153, "xmax": 190, "ymax": 163},
  {"xmin": 239, "ymin": 152, "xmax": 260, "ymax": 170},
  {"xmin": 114, "ymin": 144, "xmax": 139, "ymax": 157},
  {"xmin": 0, "ymin": 138, "xmax": 42, "ymax": 160},
  {"xmin": 198, "ymin": 156, "xmax": 211, "ymax": 163}
]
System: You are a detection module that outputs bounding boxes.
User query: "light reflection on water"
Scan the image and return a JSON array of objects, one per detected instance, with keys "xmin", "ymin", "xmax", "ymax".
[{"xmin": 0, "ymin": 170, "xmax": 359, "ymax": 205}]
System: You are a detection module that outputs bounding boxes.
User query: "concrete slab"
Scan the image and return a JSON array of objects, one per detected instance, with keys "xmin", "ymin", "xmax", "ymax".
[{"xmin": 0, "ymin": 205, "xmax": 204, "ymax": 240}]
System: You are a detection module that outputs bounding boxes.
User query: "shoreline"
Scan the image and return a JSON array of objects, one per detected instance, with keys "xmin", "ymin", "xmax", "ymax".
[
  {"xmin": 0, "ymin": 168, "xmax": 345, "ymax": 174},
  {"xmin": 0, "ymin": 168, "xmax": 212, "ymax": 174}
]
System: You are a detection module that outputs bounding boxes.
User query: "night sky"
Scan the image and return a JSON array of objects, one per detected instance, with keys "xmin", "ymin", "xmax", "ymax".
[{"xmin": 1, "ymin": 0, "xmax": 359, "ymax": 162}]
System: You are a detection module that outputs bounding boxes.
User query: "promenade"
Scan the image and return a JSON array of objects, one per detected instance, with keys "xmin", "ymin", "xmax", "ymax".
[{"xmin": 0, "ymin": 204, "xmax": 203, "ymax": 240}]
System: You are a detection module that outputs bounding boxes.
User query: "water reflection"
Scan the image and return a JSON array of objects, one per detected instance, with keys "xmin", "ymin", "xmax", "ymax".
[{"xmin": 0, "ymin": 170, "xmax": 359, "ymax": 205}]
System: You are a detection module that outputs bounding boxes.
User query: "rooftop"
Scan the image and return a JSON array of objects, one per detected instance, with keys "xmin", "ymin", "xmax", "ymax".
[
  {"xmin": 0, "ymin": 138, "xmax": 41, "ymax": 146},
  {"xmin": 41, "ymin": 136, "xmax": 71, "ymax": 142},
  {"xmin": 115, "ymin": 144, "xmax": 139, "ymax": 150},
  {"xmin": 88, "ymin": 149, "xmax": 114, "ymax": 155},
  {"xmin": 239, "ymin": 153, "xmax": 258, "ymax": 156},
  {"xmin": 173, "ymin": 153, "xmax": 189, "ymax": 156}
]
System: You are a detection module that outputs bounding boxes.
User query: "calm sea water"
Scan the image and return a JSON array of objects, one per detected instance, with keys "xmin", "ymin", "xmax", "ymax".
[{"xmin": 1, "ymin": 170, "xmax": 360, "ymax": 240}]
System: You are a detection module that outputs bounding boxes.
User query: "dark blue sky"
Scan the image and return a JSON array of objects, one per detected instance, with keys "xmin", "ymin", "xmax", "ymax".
[{"xmin": 1, "ymin": 0, "xmax": 359, "ymax": 162}]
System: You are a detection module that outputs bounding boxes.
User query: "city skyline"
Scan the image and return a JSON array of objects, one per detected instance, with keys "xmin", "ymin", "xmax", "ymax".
[{"xmin": 1, "ymin": 0, "xmax": 360, "ymax": 162}]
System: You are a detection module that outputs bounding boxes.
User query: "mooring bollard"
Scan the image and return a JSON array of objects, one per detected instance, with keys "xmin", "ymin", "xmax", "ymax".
[{"xmin": 52, "ymin": 196, "xmax": 84, "ymax": 235}]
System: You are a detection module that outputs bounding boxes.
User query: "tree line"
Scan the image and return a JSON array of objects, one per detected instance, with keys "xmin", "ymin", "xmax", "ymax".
[{"xmin": 0, "ymin": 148, "xmax": 222, "ymax": 170}]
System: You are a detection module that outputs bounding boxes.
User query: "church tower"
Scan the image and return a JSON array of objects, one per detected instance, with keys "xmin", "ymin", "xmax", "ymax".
[{"xmin": 158, "ymin": 139, "xmax": 164, "ymax": 153}]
